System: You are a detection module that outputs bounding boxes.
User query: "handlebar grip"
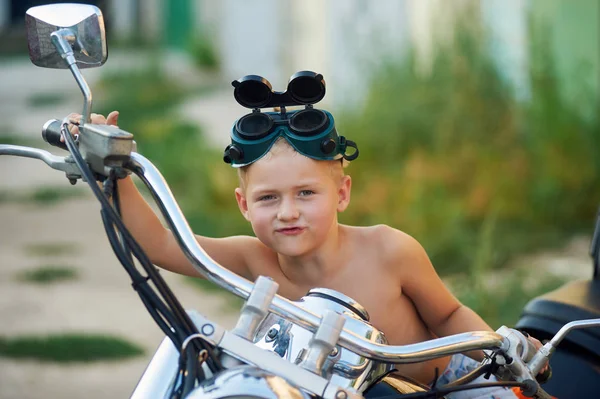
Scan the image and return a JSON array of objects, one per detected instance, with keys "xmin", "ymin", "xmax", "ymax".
[
  {"xmin": 42, "ymin": 119, "xmax": 68, "ymax": 151},
  {"xmin": 536, "ymin": 363, "xmax": 552, "ymax": 384},
  {"xmin": 522, "ymin": 379, "xmax": 554, "ymax": 399}
]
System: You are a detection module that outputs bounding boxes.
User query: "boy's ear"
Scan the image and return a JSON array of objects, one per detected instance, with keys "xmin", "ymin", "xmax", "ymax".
[
  {"xmin": 235, "ymin": 188, "xmax": 251, "ymax": 221},
  {"xmin": 337, "ymin": 175, "xmax": 352, "ymax": 212}
]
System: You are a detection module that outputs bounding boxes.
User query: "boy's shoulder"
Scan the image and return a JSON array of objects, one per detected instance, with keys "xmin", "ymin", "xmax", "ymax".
[{"xmin": 342, "ymin": 224, "xmax": 429, "ymax": 272}]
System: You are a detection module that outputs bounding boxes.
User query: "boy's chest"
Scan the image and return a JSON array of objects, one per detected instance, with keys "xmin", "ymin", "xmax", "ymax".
[
  {"xmin": 259, "ymin": 263, "xmax": 426, "ymax": 343},
  {"xmin": 269, "ymin": 259, "xmax": 396, "ymax": 305}
]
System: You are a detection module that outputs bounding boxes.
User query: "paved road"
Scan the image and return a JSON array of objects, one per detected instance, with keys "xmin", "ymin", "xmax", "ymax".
[{"xmin": 0, "ymin": 53, "xmax": 242, "ymax": 398}]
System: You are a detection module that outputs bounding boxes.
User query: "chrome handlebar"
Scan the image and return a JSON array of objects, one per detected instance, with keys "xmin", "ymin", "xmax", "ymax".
[
  {"xmin": 0, "ymin": 145, "xmax": 81, "ymax": 177},
  {"xmin": 129, "ymin": 151, "xmax": 510, "ymax": 363}
]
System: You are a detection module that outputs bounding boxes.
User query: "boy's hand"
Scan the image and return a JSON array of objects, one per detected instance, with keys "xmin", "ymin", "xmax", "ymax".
[
  {"xmin": 61, "ymin": 110, "xmax": 120, "ymax": 142},
  {"xmin": 526, "ymin": 334, "xmax": 551, "ymax": 379}
]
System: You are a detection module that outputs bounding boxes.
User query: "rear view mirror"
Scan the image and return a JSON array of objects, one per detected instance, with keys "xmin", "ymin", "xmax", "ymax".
[{"xmin": 26, "ymin": 3, "xmax": 107, "ymax": 69}]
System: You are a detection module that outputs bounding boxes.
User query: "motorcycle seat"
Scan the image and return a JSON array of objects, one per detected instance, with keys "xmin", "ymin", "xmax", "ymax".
[{"xmin": 516, "ymin": 279, "xmax": 600, "ymax": 358}]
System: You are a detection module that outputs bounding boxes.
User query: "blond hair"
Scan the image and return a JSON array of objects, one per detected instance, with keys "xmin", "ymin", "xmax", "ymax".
[{"xmin": 237, "ymin": 137, "xmax": 347, "ymax": 191}]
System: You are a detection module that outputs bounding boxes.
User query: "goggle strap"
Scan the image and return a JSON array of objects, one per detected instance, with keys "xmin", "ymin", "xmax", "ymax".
[{"xmin": 339, "ymin": 136, "xmax": 359, "ymax": 161}]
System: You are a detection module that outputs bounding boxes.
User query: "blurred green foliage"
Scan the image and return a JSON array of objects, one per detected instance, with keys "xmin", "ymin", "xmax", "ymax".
[
  {"xmin": 93, "ymin": 10, "xmax": 598, "ymax": 321},
  {"xmin": 447, "ymin": 205, "xmax": 567, "ymax": 327},
  {"xmin": 337, "ymin": 12, "xmax": 599, "ymax": 275},
  {"xmin": 188, "ymin": 34, "xmax": 220, "ymax": 70}
]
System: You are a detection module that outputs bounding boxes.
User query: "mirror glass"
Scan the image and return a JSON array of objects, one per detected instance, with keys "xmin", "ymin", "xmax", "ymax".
[{"xmin": 26, "ymin": 3, "xmax": 107, "ymax": 69}]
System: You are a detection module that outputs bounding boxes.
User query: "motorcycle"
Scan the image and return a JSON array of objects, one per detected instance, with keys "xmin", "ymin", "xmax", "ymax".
[{"xmin": 2, "ymin": 3, "xmax": 600, "ymax": 398}]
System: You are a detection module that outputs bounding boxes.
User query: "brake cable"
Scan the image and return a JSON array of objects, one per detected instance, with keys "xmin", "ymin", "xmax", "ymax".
[{"xmin": 59, "ymin": 120, "xmax": 222, "ymax": 395}]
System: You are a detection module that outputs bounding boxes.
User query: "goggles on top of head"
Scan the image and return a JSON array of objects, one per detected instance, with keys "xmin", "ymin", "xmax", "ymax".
[{"xmin": 223, "ymin": 71, "xmax": 359, "ymax": 168}]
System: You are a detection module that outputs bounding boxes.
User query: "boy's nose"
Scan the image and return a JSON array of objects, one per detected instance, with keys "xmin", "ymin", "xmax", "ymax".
[{"xmin": 277, "ymin": 199, "xmax": 300, "ymax": 221}]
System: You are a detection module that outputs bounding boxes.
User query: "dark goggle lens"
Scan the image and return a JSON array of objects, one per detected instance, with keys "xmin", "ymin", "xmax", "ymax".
[
  {"xmin": 289, "ymin": 109, "xmax": 328, "ymax": 136},
  {"xmin": 288, "ymin": 75, "xmax": 324, "ymax": 104},
  {"xmin": 236, "ymin": 79, "xmax": 272, "ymax": 108},
  {"xmin": 236, "ymin": 113, "xmax": 273, "ymax": 140}
]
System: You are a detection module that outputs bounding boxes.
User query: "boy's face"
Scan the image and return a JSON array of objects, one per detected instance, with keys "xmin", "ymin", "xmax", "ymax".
[{"xmin": 235, "ymin": 151, "xmax": 351, "ymax": 257}]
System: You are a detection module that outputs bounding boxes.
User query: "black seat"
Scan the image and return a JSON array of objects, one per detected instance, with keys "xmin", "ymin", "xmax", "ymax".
[{"xmin": 516, "ymin": 279, "xmax": 600, "ymax": 357}]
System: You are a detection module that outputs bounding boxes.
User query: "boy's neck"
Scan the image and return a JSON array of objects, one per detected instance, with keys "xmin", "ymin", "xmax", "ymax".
[{"xmin": 277, "ymin": 224, "xmax": 347, "ymax": 288}]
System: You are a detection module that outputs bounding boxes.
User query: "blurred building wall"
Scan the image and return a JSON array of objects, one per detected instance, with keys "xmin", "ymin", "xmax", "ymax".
[
  {"xmin": 325, "ymin": 0, "xmax": 411, "ymax": 108},
  {"xmin": 107, "ymin": 0, "xmax": 161, "ymax": 42},
  {"xmin": 3, "ymin": 0, "xmax": 594, "ymax": 113},
  {"xmin": 214, "ymin": 0, "xmax": 285, "ymax": 89},
  {"xmin": 407, "ymin": 0, "xmax": 479, "ymax": 76},
  {"xmin": 193, "ymin": 0, "xmax": 413, "ymax": 109},
  {"xmin": 482, "ymin": 0, "xmax": 530, "ymax": 100},
  {"xmin": 107, "ymin": 0, "xmax": 136, "ymax": 39}
]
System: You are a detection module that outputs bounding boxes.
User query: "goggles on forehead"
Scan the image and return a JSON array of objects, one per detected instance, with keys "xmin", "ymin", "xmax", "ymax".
[{"xmin": 223, "ymin": 71, "xmax": 359, "ymax": 168}]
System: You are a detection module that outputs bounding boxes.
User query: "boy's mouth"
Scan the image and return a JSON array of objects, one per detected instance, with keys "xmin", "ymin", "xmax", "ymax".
[{"xmin": 275, "ymin": 226, "xmax": 306, "ymax": 235}]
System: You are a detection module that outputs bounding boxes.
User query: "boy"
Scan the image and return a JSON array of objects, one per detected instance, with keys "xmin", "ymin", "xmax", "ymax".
[{"xmin": 71, "ymin": 109, "xmax": 543, "ymax": 398}]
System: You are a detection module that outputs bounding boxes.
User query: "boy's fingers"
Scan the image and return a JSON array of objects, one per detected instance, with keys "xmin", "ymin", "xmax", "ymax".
[
  {"xmin": 90, "ymin": 113, "xmax": 107, "ymax": 124},
  {"xmin": 61, "ymin": 111, "xmax": 117, "ymax": 143},
  {"xmin": 67, "ymin": 113, "xmax": 82, "ymax": 125},
  {"xmin": 62, "ymin": 113, "xmax": 81, "ymax": 142},
  {"xmin": 106, "ymin": 110, "xmax": 119, "ymax": 126}
]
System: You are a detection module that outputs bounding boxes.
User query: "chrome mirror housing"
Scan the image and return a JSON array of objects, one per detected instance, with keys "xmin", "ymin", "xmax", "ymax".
[{"xmin": 26, "ymin": 3, "xmax": 107, "ymax": 69}]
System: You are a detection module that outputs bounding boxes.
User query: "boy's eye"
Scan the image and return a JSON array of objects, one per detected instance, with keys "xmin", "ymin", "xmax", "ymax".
[
  {"xmin": 299, "ymin": 190, "xmax": 314, "ymax": 196},
  {"xmin": 257, "ymin": 194, "xmax": 276, "ymax": 201}
]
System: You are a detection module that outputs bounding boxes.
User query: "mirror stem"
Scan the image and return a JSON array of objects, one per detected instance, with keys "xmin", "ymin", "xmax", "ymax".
[
  {"xmin": 68, "ymin": 63, "xmax": 93, "ymax": 124},
  {"xmin": 50, "ymin": 29, "xmax": 93, "ymax": 123}
]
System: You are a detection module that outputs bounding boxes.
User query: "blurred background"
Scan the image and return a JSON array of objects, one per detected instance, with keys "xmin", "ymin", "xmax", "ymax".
[{"xmin": 0, "ymin": 0, "xmax": 598, "ymax": 397}]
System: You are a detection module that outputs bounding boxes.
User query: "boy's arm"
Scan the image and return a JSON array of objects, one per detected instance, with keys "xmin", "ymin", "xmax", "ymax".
[
  {"xmin": 117, "ymin": 176, "xmax": 254, "ymax": 280},
  {"xmin": 388, "ymin": 229, "xmax": 492, "ymax": 359},
  {"xmin": 76, "ymin": 111, "xmax": 254, "ymax": 280},
  {"xmin": 390, "ymin": 228, "xmax": 549, "ymax": 368}
]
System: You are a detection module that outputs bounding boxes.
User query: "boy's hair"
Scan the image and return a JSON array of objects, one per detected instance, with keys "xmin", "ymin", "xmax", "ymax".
[{"xmin": 237, "ymin": 137, "xmax": 347, "ymax": 191}]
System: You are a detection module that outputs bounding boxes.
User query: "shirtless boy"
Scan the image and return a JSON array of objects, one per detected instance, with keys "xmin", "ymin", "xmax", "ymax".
[{"xmin": 73, "ymin": 91, "xmax": 543, "ymax": 397}]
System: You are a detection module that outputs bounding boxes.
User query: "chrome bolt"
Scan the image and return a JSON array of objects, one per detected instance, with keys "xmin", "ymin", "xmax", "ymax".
[
  {"xmin": 335, "ymin": 390, "xmax": 348, "ymax": 399},
  {"xmin": 201, "ymin": 323, "xmax": 214, "ymax": 336},
  {"xmin": 329, "ymin": 347, "xmax": 339, "ymax": 357},
  {"xmin": 265, "ymin": 327, "xmax": 278, "ymax": 342}
]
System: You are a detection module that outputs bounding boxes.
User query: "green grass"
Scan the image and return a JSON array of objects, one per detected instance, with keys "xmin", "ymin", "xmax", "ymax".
[
  {"xmin": 185, "ymin": 277, "xmax": 244, "ymax": 311},
  {"xmin": 29, "ymin": 186, "xmax": 85, "ymax": 205},
  {"xmin": 0, "ymin": 334, "xmax": 144, "ymax": 362},
  {"xmin": 453, "ymin": 271, "xmax": 567, "ymax": 329},
  {"xmin": 24, "ymin": 242, "xmax": 80, "ymax": 257},
  {"xmin": 449, "ymin": 208, "xmax": 569, "ymax": 328},
  {"xmin": 27, "ymin": 93, "xmax": 68, "ymax": 108},
  {"xmin": 335, "ymin": 7, "xmax": 599, "ymax": 276},
  {"xmin": 0, "ymin": 186, "xmax": 86, "ymax": 206},
  {"xmin": 17, "ymin": 266, "xmax": 78, "ymax": 284}
]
